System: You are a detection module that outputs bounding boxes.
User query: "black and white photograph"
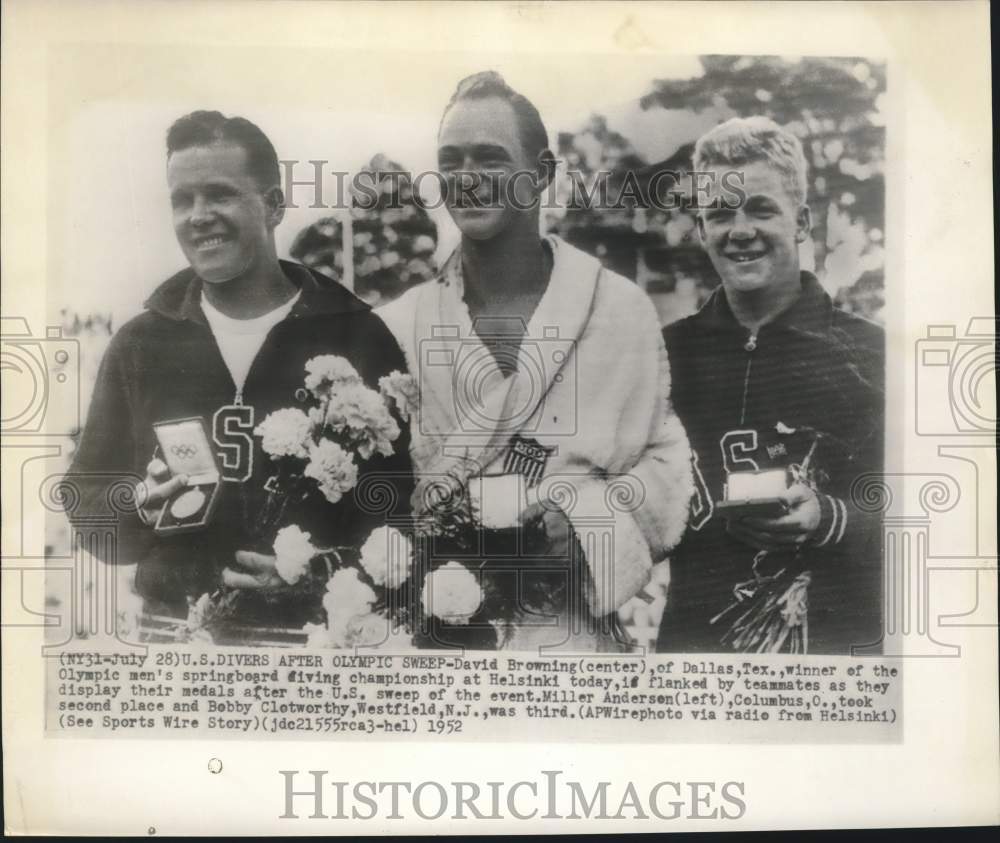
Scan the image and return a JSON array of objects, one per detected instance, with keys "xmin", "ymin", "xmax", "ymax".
[
  {"xmin": 2, "ymin": 0, "xmax": 996, "ymax": 835},
  {"xmin": 49, "ymin": 55, "xmax": 887, "ymax": 656}
]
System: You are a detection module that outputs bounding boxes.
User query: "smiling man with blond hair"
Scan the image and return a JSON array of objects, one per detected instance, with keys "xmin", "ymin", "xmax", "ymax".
[{"xmin": 657, "ymin": 116, "xmax": 885, "ymax": 654}]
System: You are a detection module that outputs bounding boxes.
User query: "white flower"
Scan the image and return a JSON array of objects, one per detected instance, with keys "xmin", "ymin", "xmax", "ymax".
[
  {"xmin": 380, "ymin": 251, "xmax": 400, "ymax": 269},
  {"xmin": 359, "ymin": 525, "xmax": 412, "ymax": 588},
  {"xmin": 304, "ymin": 439, "xmax": 359, "ymax": 504},
  {"xmin": 302, "ymin": 622, "xmax": 340, "ymax": 648},
  {"xmin": 304, "ymin": 355, "xmax": 362, "ymax": 399},
  {"xmin": 341, "ymin": 613, "xmax": 415, "ymax": 650},
  {"xmin": 184, "ymin": 593, "xmax": 216, "ymax": 643},
  {"xmin": 421, "ymin": 561, "xmax": 484, "ymax": 625},
  {"xmin": 185, "ymin": 592, "xmax": 213, "ymax": 631},
  {"xmin": 323, "ymin": 567, "xmax": 376, "ymax": 624},
  {"xmin": 324, "ymin": 383, "xmax": 400, "ymax": 459},
  {"xmin": 255, "ymin": 408, "xmax": 314, "ymax": 459},
  {"xmin": 115, "ymin": 588, "xmax": 144, "ymax": 640},
  {"xmin": 272, "ymin": 524, "xmax": 316, "ymax": 585},
  {"xmin": 347, "ymin": 612, "xmax": 391, "ymax": 647},
  {"xmin": 378, "ymin": 370, "xmax": 419, "ymax": 422}
]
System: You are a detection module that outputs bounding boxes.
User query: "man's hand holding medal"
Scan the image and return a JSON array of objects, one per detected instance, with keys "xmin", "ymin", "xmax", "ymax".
[
  {"xmin": 136, "ymin": 457, "xmax": 190, "ymax": 525},
  {"xmin": 725, "ymin": 483, "xmax": 822, "ymax": 551},
  {"xmin": 136, "ymin": 418, "xmax": 222, "ymax": 533}
]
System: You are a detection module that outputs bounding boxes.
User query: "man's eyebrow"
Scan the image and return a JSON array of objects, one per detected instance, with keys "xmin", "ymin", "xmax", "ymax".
[
  {"xmin": 437, "ymin": 143, "xmax": 513, "ymax": 159},
  {"xmin": 170, "ymin": 179, "xmax": 239, "ymax": 196},
  {"xmin": 472, "ymin": 144, "xmax": 512, "ymax": 159}
]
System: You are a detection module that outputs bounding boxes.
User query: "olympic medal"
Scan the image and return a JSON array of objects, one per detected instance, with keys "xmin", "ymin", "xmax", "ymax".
[{"xmin": 170, "ymin": 488, "xmax": 206, "ymax": 520}]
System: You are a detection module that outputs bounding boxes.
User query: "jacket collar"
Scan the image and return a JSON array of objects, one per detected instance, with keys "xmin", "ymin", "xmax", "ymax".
[
  {"xmin": 143, "ymin": 260, "xmax": 369, "ymax": 324},
  {"xmin": 700, "ymin": 271, "xmax": 834, "ymax": 337}
]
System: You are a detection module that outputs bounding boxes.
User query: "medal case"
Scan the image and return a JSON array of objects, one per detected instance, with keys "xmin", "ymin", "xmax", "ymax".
[
  {"xmin": 152, "ymin": 416, "xmax": 223, "ymax": 534},
  {"xmin": 469, "ymin": 473, "xmax": 528, "ymax": 530},
  {"xmin": 716, "ymin": 467, "xmax": 790, "ymax": 519}
]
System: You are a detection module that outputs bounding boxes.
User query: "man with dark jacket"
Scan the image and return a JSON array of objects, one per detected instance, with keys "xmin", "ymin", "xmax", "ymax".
[
  {"xmin": 67, "ymin": 111, "xmax": 412, "ymax": 628},
  {"xmin": 657, "ymin": 117, "xmax": 884, "ymax": 654}
]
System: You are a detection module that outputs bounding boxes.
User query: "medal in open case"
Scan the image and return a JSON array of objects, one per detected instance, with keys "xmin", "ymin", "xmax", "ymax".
[{"xmin": 152, "ymin": 416, "xmax": 222, "ymax": 534}]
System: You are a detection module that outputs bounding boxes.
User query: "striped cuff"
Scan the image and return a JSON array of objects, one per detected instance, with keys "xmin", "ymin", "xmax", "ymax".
[{"xmin": 812, "ymin": 493, "xmax": 848, "ymax": 547}]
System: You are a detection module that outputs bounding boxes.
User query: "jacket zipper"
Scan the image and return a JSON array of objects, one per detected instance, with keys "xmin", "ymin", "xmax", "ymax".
[
  {"xmin": 231, "ymin": 312, "xmax": 294, "ymax": 409},
  {"xmin": 738, "ymin": 331, "xmax": 757, "ymax": 426}
]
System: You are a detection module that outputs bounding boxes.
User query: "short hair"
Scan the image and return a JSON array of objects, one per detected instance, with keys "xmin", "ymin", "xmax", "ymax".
[
  {"xmin": 440, "ymin": 71, "xmax": 550, "ymax": 163},
  {"xmin": 166, "ymin": 110, "xmax": 280, "ymax": 190},
  {"xmin": 694, "ymin": 116, "xmax": 809, "ymax": 205}
]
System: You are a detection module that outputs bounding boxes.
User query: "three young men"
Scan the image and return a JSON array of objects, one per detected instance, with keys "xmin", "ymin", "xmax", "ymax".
[
  {"xmin": 657, "ymin": 117, "xmax": 885, "ymax": 653},
  {"xmin": 68, "ymin": 111, "xmax": 411, "ymax": 626},
  {"xmin": 72, "ymin": 88, "xmax": 883, "ymax": 654}
]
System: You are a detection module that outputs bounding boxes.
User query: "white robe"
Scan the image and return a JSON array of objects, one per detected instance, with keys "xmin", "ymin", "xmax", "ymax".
[{"xmin": 379, "ymin": 235, "xmax": 693, "ymax": 637}]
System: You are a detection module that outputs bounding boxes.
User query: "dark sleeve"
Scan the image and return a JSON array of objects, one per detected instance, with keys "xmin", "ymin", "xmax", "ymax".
[
  {"xmin": 64, "ymin": 329, "xmax": 152, "ymax": 565},
  {"xmin": 811, "ymin": 322, "xmax": 885, "ymax": 560}
]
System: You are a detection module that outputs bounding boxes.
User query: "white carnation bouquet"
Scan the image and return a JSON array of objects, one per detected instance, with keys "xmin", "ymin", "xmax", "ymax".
[
  {"xmin": 181, "ymin": 355, "xmax": 487, "ymax": 647},
  {"xmin": 298, "ymin": 530, "xmax": 486, "ymax": 650}
]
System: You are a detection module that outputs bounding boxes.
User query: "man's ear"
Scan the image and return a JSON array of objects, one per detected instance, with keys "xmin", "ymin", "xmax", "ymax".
[
  {"xmin": 535, "ymin": 148, "xmax": 557, "ymax": 192},
  {"xmin": 795, "ymin": 203, "xmax": 812, "ymax": 243},
  {"xmin": 264, "ymin": 186, "xmax": 285, "ymax": 228}
]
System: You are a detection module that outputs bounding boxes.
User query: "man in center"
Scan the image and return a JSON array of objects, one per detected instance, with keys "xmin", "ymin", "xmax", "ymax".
[{"xmin": 379, "ymin": 71, "xmax": 693, "ymax": 650}]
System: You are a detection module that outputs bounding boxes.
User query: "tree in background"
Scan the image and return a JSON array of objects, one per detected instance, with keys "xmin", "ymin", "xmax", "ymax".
[
  {"xmin": 640, "ymin": 55, "xmax": 886, "ymax": 320},
  {"xmin": 290, "ymin": 154, "xmax": 438, "ymax": 307},
  {"xmin": 286, "ymin": 59, "xmax": 886, "ymax": 323},
  {"xmin": 547, "ymin": 120, "xmax": 717, "ymax": 325},
  {"xmin": 549, "ymin": 56, "xmax": 886, "ymax": 324},
  {"xmin": 546, "ymin": 115, "xmax": 655, "ymax": 283}
]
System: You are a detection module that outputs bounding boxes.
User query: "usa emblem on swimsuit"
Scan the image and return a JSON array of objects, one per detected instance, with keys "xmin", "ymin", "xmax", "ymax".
[{"xmin": 501, "ymin": 435, "xmax": 554, "ymax": 488}]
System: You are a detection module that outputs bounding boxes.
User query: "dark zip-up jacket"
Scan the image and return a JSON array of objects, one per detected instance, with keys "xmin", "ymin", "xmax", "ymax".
[
  {"xmin": 66, "ymin": 261, "xmax": 414, "ymax": 616},
  {"xmin": 658, "ymin": 272, "xmax": 885, "ymax": 654}
]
